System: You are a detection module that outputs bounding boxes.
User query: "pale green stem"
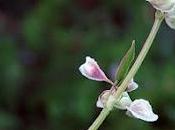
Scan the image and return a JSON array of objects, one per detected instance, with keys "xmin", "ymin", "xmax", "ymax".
[
  {"xmin": 87, "ymin": 11, "xmax": 164, "ymax": 130},
  {"xmin": 88, "ymin": 108, "xmax": 110, "ymax": 130},
  {"xmin": 114, "ymin": 11, "xmax": 164, "ymax": 99}
]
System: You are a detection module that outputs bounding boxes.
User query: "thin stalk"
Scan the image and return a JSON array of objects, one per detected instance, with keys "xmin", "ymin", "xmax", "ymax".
[
  {"xmin": 87, "ymin": 11, "xmax": 164, "ymax": 130},
  {"xmin": 114, "ymin": 11, "xmax": 164, "ymax": 99},
  {"xmin": 88, "ymin": 108, "xmax": 110, "ymax": 130}
]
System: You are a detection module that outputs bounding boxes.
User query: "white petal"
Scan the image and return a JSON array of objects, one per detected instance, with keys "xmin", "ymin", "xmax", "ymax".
[
  {"xmin": 126, "ymin": 99, "xmax": 158, "ymax": 122},
  {"xmin": 79, "ymin": 56, "xmax": 112, "ymax": 83},
  {"xmin": 96, "ymin": 90, "xmax": 111, "ymax": 108},
  {"xmin": 127, "ymin": 79, "xmax": 139, "ymax": 92},
  {"xmin": 96, "ymin": 96, "xmax": 104, "ymax": 108},
  {"xmin": 165, "ymin": 7, "xmax": 175, "ymax": 29},
  {"xmin": 114, "ymin": 92, "xmax": 132, "ymax": 110},
  {"xmin": 147, "ymin": 0, "xmax": 175, "ymax": 12}
]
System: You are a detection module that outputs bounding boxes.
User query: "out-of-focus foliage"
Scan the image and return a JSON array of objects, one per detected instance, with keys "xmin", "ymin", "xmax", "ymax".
[{"xmin": 0, "ymin": 0, "xmax": 175, "ymax": 130}]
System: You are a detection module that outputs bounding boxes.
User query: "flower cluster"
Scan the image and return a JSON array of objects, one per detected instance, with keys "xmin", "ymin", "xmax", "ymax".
[
  {"xmin": 147, "ymin": 0, "xmax": 175, "ymax": 29},
  {"xmin": 79, "ymin": 56, "xmax": 158, "ymax": 122}
]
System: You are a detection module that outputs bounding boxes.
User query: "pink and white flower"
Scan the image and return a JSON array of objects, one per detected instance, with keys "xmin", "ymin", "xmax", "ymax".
[
  {"xmin": 96, "ymin": 90, "xmax": 111, "ymax": 108},
  {"xmin": 127, "ymin": 79, "xmax": 139, "ymax": 92},
  {"xmin": 79, "ymin": 56, "xmax": 158, "ymax": 122},
  {"xmin": 114, "ymin": 92, "xmax": 132, "ymax": 110},
  {"xmin": 126, "ymin": 99, "xmax": 158, "ymax": 122},
  {"xmin": 96, "ymin": 90, "xmax": 114, "ymax": 108},
  {"xmin": 165, "ymin": 7, "xmax": 175, "ymax": 29},
  {"xmin": 97, "ymin": 91, "xmax": 132, "ymax": 110},
  {"xmin": 147, "ymin": 0, "xmax": 175, "ymax": 30},
  {"xmin": 147, "ymin": 0, "xmax": 175, "ymax": 12},
  {"xmin": 79, "ymin": 56, "xmax": 113, "ymax": 84}
]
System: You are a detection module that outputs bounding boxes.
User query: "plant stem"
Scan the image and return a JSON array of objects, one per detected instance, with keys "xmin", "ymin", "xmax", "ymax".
[
  {"xmin": 88, "ymin": 108, "xmax": 110, "ymax": 130},
  {"xmin": 114, "ymin": 11, "xmax": 164, "ymax": 99},
  {"xmin": 87, "ymin": 11, "xmax": 164, "ymax": 130}
]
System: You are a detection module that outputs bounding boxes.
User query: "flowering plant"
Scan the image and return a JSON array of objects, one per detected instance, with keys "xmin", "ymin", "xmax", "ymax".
[
  {"xmin": 79, "ymin": 56, "xmax": 158, "ymax": 122},
  {"xmin": 78, "ymin": 0, "xmax": 175, "ymax": 130}
]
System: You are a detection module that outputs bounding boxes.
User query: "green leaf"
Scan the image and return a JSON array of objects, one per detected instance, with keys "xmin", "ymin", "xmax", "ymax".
[{"xmin": 115, "ymin": 40, "xmax": 135, "ymax": 83}]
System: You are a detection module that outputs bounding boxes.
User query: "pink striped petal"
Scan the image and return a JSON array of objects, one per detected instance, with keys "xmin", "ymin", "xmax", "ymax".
[{"xmin": 79, "ymin": 56, "xmax": 113, "ymax": 84}]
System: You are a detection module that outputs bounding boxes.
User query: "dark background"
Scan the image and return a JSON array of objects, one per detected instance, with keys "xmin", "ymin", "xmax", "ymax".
[{"xmin": 0, "ymin": 0, "xmax": 175, "ymax": 130}]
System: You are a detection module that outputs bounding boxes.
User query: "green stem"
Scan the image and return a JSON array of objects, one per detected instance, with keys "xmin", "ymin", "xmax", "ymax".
[
  {"xmin": 88, "ymin": 108, "xmax": 110, "ymax": 130},
  {"xmin": 114, "ymin": 11, "xmax": 164, "ymax": 99},
  {"xmin": 87, "ymin": 11, "xmax": 164, "ymax": 130}
]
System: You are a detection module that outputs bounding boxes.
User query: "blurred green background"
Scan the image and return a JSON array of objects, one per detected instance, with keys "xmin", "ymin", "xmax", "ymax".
[{"xmin": 0, "ymin": 0, "xmax": 175, "ymax": 130}]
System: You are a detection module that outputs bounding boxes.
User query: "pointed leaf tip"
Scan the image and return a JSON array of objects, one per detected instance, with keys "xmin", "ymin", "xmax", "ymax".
[{"xmin": 115, "ymin": 40, "xmax": 135, "ymax": 83}]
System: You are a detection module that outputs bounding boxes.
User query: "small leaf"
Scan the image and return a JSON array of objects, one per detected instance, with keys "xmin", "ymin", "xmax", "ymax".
[{"xmin": 115, "ymin": 40, "xmax": 135, "ymax": 83}]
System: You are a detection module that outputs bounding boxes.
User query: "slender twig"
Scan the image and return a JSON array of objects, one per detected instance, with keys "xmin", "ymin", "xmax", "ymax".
[{"xmin": 88, "ymin": 11, "xmax": 164, "ymax": 130}]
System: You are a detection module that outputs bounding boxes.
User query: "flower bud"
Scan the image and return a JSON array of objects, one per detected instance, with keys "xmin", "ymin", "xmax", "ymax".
[
  {"xmin": 165, "ymin": 7, "xmax": 175, "ymax": 29},
  {"xmin": 127, "ymin": 79, "xmax": 139, "ymax": 92},
  {"xmin": 147, "ymin": 0, "xmax": 175, "ymax": 12},
  {"xmin": 126, "ymin": 99, "xmax": 158, "ymax": 122},
  {"xmin": 79, "ymin": 56, "xmax": 112, "ymax": 84}
]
